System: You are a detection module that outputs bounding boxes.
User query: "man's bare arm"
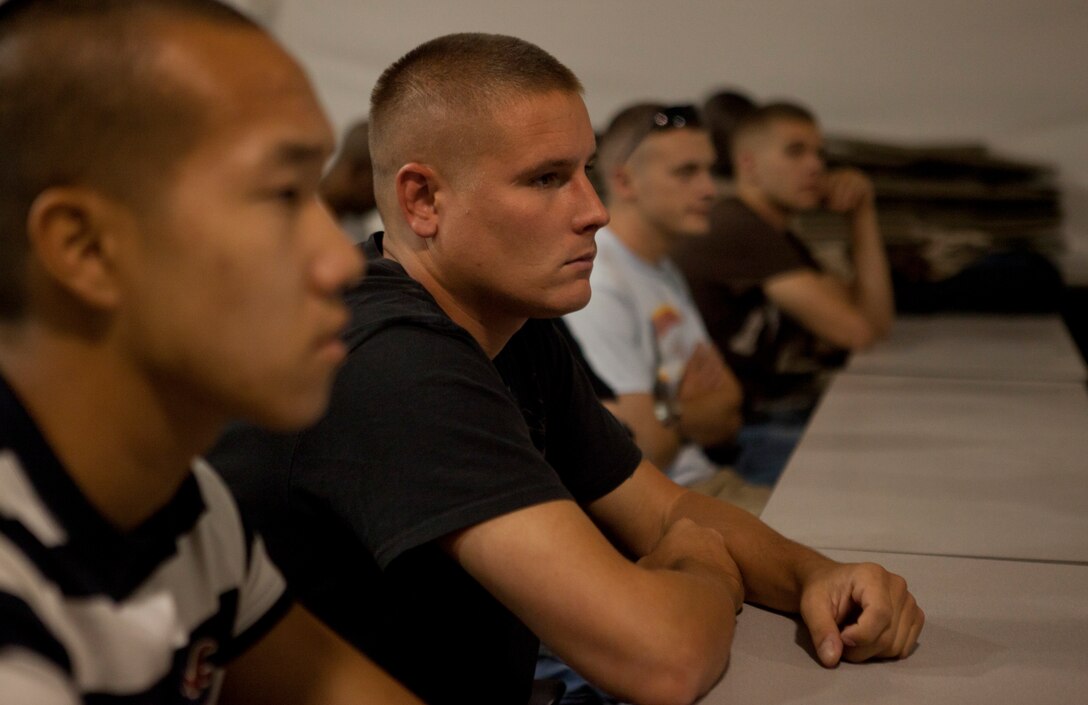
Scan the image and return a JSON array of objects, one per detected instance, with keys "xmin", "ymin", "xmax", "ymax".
[
  {"xmin": 441, "ymin": 478, "xmax": 739, "ymax": 705},
  {"xmin": 673, "ymin": 343, "xmax": 743, "ymax": 445},
  {"xmin": 764, "ymin": 168, "xmax": 894, "ymax": 350},
  {"xmin": 765, "ymin": 269, "xmax": 879, "ymax": 349},
  {"xmin": 606, "ymin": 343, "xmax": 741, "ymax": 469},
  {"xmin": 828, "ymin": 168, "xmax": 895, "ymax": 339},
  {"xmin": 219, "ymin": 604, "xmax": 422, "ymax": 705},
  {"xmin": 668, "ymin": 489, "xmax": 922, "ymax": 664},
  {"xmin": 592, "ymin": 465, "xmax": 924, "ymax": 669},
  {"xmin": 607, "ymin": 393, "xmax": 684, "ymax": 469}
]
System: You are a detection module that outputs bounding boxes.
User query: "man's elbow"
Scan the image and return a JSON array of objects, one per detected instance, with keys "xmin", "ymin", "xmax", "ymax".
[
  {"xmin": 723, "ymin": 409, "xmax": 743, "ymax": 440},
  {"xmin": 643, "ymin": 431, "xmax": 682, "ymax": 471},
  {"xmin": 610, "ymin": 615, "xmax": 731, "ymax": 705},
  {"xmin": 622, "ymin": 641, "xmax": 729, "ymax": 705},
  {"xmin": 826, "ymin": 319, "xmax": 881, "ymax": 351},
  {"xmin": 873, "ymin": 314, "xmax": 894, "ymax": 340}
]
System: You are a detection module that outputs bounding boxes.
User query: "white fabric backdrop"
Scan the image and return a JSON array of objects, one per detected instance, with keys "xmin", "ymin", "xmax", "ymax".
[{"xmin": 233, "ymin": 0, "xmax": 1088, "ymax": 283}]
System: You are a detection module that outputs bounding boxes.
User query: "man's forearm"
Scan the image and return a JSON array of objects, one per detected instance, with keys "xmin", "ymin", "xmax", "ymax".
[
  {"xmin": 848, "ymin": 204, "xmax": 895, "ymax": 337},
  {"xmin": 512, "ymin": 504, "xmax": 739, "ymax": 705},
  {"xmin": 667, "ymin": 489, "xmax": 835, "ymax": 612},
  {"xmin": 676, "ymin": 388, "xmax": 743, "ymax": 446}
]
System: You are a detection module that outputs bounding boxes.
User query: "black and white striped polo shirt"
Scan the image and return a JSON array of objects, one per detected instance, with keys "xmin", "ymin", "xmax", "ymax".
[{"xmin": 0, "ymin": 375, "xmax": 291, "ymax": 704}]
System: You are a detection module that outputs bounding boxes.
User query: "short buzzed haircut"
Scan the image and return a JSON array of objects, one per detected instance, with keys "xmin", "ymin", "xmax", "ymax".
[
  {"xmin": 701, "ymin": 89, "xmax": 756, "ymax": 177},
  {"xmin": 595, "ymin": 103, "xmax": 669, "ymax": 203},
  {"xmin": 595, "ymin": 102, "xmax": 705, "ymax": 203},
  {"xmin": 0, "ymin": 0, "xmax": 260, "ymax": 319},
  {"xmin": 368, "ymin": 33, "xmax": 582, "ymax": 221},
  {"xmin": 729, "ymin": 101, "xmax": 818, "ymax": 162}
]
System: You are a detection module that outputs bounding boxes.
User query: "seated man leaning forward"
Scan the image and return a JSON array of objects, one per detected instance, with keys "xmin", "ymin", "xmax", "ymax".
[
  {"xmin": 564, "ymin": 102, "xmax": 768, "ymax": 510},
  {"xmin": 212, "ymin": 33, "xmax": 925, "ymax": 705},
  {"xmin": 674, "ymin": 101, "xmax": 896, "ymax": 421},
  {"xmin": 0, "ymin": 1, "xmax": 423, "ymax": 704}
]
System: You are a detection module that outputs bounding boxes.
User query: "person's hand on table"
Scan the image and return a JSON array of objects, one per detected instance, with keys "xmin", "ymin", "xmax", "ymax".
[{"xmin": 798, "ymin": 561, "xmax": 924, "ymax": 666}]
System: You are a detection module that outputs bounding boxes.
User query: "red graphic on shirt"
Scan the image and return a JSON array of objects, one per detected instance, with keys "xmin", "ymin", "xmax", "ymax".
[
  {"xmin": 651, "ymin": 305, "xmax": 682, "ymax": 339},
  {"xmin": 181, "ymin": 638, "xmax": 219, "ymax": 701}
]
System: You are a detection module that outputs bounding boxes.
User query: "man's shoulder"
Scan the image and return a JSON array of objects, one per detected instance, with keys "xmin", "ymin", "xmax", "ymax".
[
  {"xmin": 677, "ymin": 196, "xmax": 810, "ymax": 279},
  {"xmin": 343, "ymin": 255, "xmax": 470, "ymax": 353},
  {"xmin": 710, "ymin": 196, "xmax": 774, "ymax": 235}
]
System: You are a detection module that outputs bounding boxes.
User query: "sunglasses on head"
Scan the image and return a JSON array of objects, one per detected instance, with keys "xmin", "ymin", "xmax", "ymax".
[
  {"xmin": 650, "ymin": 104, "xmax": 702, "ymax": 130},
  {"xmin": 615, "ymin": 104, "xmax": 703, "ymax": 165}
]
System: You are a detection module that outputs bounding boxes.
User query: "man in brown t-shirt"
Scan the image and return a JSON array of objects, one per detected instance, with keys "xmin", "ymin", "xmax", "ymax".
[{"xmin": 675, "ymin": 102, "xmax": 895, "ymax": 418}]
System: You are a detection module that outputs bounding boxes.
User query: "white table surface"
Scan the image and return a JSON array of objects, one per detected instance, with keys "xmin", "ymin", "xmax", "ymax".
[
  {"xmin": 760, "ymin": 374, "xmax": 1088, "ymax": 562},
  {"xmin": 846, "ymin": 314, "xmax": 1086, "ymax": 383},
  {"xmin": 701, "ymin": 549, "xmax": 1088, "ymax": 705}
]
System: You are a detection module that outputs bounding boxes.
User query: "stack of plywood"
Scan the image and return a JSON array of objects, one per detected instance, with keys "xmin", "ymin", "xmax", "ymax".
[{"xmin": 797, "ymin": 137, "xmax": 1063, "ymax": 310}]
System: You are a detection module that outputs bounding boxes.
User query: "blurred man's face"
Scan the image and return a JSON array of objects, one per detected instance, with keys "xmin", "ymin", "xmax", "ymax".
[
  {"xmin": 114, "ymin": 21, "xmax": 363, "ymax": 431},
  {"xmin": 745, "ymin": 118, "xmax": 826, "ymax": 213},
  {"xmin": 321, "ymin": 129, "xmax": 376, "ymax": 218},
  {"xmin": 429, "ymin": 89, "xmax": 609, "ymax": 323},
  {"xmin": 624, "ymin": 128, "xmax": 717, "ymax": 239}
]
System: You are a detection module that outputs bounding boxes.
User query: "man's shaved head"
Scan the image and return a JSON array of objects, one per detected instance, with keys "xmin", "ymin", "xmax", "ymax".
[
  {"xmin": 0, "ymin": 0, "xmax": 260, "ymax": 318},
  {"xmin": 595, "ymin": 102, "xmax": 671, "ymax": 203},
  {"xmin": 729, "ymin": 101, "xmax": 818, "ymax": 163},
  {"xmin": 368, "ymin": 33, "xmax": 583, "ymax": 224}
]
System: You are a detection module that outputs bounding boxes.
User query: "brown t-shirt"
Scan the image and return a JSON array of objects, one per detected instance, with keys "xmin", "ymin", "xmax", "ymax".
[{"xmin": 674, "ymin": 196, "xmax": 836, "ymax": 416}]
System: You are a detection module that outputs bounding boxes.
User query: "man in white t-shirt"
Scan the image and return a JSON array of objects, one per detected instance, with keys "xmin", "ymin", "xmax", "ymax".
[{"xmin": 566, "ymin": 103, "xmax": 767, "ymax": 512}]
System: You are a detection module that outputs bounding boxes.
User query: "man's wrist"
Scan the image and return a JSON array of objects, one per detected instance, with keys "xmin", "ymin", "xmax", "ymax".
[
  {"xmin": 849, "ymin": 199, "xmax": 878, "ymax": 223},
  {"xmin": 655, "ymin": 398, "xmax": 684, "ymax": 431},
  {"xmin": 793, "ymin": 551, "xmax": 838, "ymax": 599}
]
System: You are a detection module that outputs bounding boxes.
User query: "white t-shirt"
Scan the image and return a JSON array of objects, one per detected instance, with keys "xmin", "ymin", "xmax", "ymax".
[
  {"xmin": 339, "ymin": 209, "xmax": 385, "ymax": 245},
  {"xmin": 565, "ymin": 227, "xmax": 718, "ymax": 486}
]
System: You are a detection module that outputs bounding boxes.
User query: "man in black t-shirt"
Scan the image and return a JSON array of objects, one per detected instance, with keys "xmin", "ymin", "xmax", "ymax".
[{"xmin": 215, "ymin": 34, "xmax": 923, "ymax": 705}]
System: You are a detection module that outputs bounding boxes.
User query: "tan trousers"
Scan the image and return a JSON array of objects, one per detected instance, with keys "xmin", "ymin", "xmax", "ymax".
[{"xmin": 689, "ymin": 467, "xmax": 772, "ymax": 517}]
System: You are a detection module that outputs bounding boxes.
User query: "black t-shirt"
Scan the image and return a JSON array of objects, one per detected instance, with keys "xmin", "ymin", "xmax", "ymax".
[
  {"xmin": 673, "ymin": 197, "xmax": 837, "ymax": 415},
  {"xmin": 211, "ymin": 234, "xmax": 641, "ymax": 705}
]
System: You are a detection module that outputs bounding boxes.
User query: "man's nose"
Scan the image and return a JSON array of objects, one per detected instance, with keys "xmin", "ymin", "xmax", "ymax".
[
  {"xmin": 311, "ymin": 199, "xmax": 366, "ymax": 293},
  {"xmin": 573, "ymin": 172, "xmax": 610, "ymax": 234}
]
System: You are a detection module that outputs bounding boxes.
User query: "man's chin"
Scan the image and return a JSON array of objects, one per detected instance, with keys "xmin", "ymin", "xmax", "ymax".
[
  {"xmin": 535, "ymin": 289, "xmax": 592, "ymax": 317},
  {"xmin": 793, "ymin": 192, "xmax": 823, "ymax": 211},
  {"xmin": 247, "ymin": 391, "xmax": 332, "ymax": 433},
  {"xmin": 678, "ymin": 222, "xmax": 712, "ymax": 238}
]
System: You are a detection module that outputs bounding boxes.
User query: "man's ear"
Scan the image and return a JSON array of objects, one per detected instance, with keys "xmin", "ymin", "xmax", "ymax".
[
  {"xmin": 395, "ymin": 163, "xmax": 441, "ymax": 238},
  {"xmin": 733, "ymin": 147, "xmax": 755, "ymax": 182},
  {"xmin": 25, "ymin": 187, "xmax": 125, "ymax": 311},
  {"xmin": 608, "ymin": 163, "xmax": 636, "ymax": 202}
]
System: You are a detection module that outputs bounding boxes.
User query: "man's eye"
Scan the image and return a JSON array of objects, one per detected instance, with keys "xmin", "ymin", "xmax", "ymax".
[
  {"xmin": 277, "ymin": 187, "xmax": 302, "ymax": 203},
  {"xmin": 533, "ymin": 173, "xmax": 559, "ymax": 187}
]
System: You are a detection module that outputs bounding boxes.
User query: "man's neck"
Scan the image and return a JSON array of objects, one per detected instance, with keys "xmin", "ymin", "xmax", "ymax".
[
  {"xmin": 606, "ymin": 207, "xmax": 672, "ymax": 265},
  {"xmin": 382, "ymin": 238, "xmax": 522, "ymax": 359},
  {"xmin": 0, "ymin": 324, "xmax": 214, "ymax": 531},
  {"xmin": 736, "ymin": 183, "xmax": 791, "ymax": 231}
]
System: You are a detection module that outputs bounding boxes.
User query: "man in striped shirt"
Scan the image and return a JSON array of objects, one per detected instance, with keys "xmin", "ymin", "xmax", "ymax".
[{"xmin": 0, "ymin": 1, "xmax": 420, "ymax": 703}]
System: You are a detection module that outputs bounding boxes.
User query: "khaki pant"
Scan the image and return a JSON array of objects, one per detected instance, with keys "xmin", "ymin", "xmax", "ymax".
[{"xmin": 689, "ymin": 467, "xmax": 772, "ymax": 516}]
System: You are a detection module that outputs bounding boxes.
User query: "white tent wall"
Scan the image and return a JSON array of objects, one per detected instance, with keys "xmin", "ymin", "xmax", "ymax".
[{"xmin": 233, "ymin": 0, "xmax": 1088, "ymax": 284}]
